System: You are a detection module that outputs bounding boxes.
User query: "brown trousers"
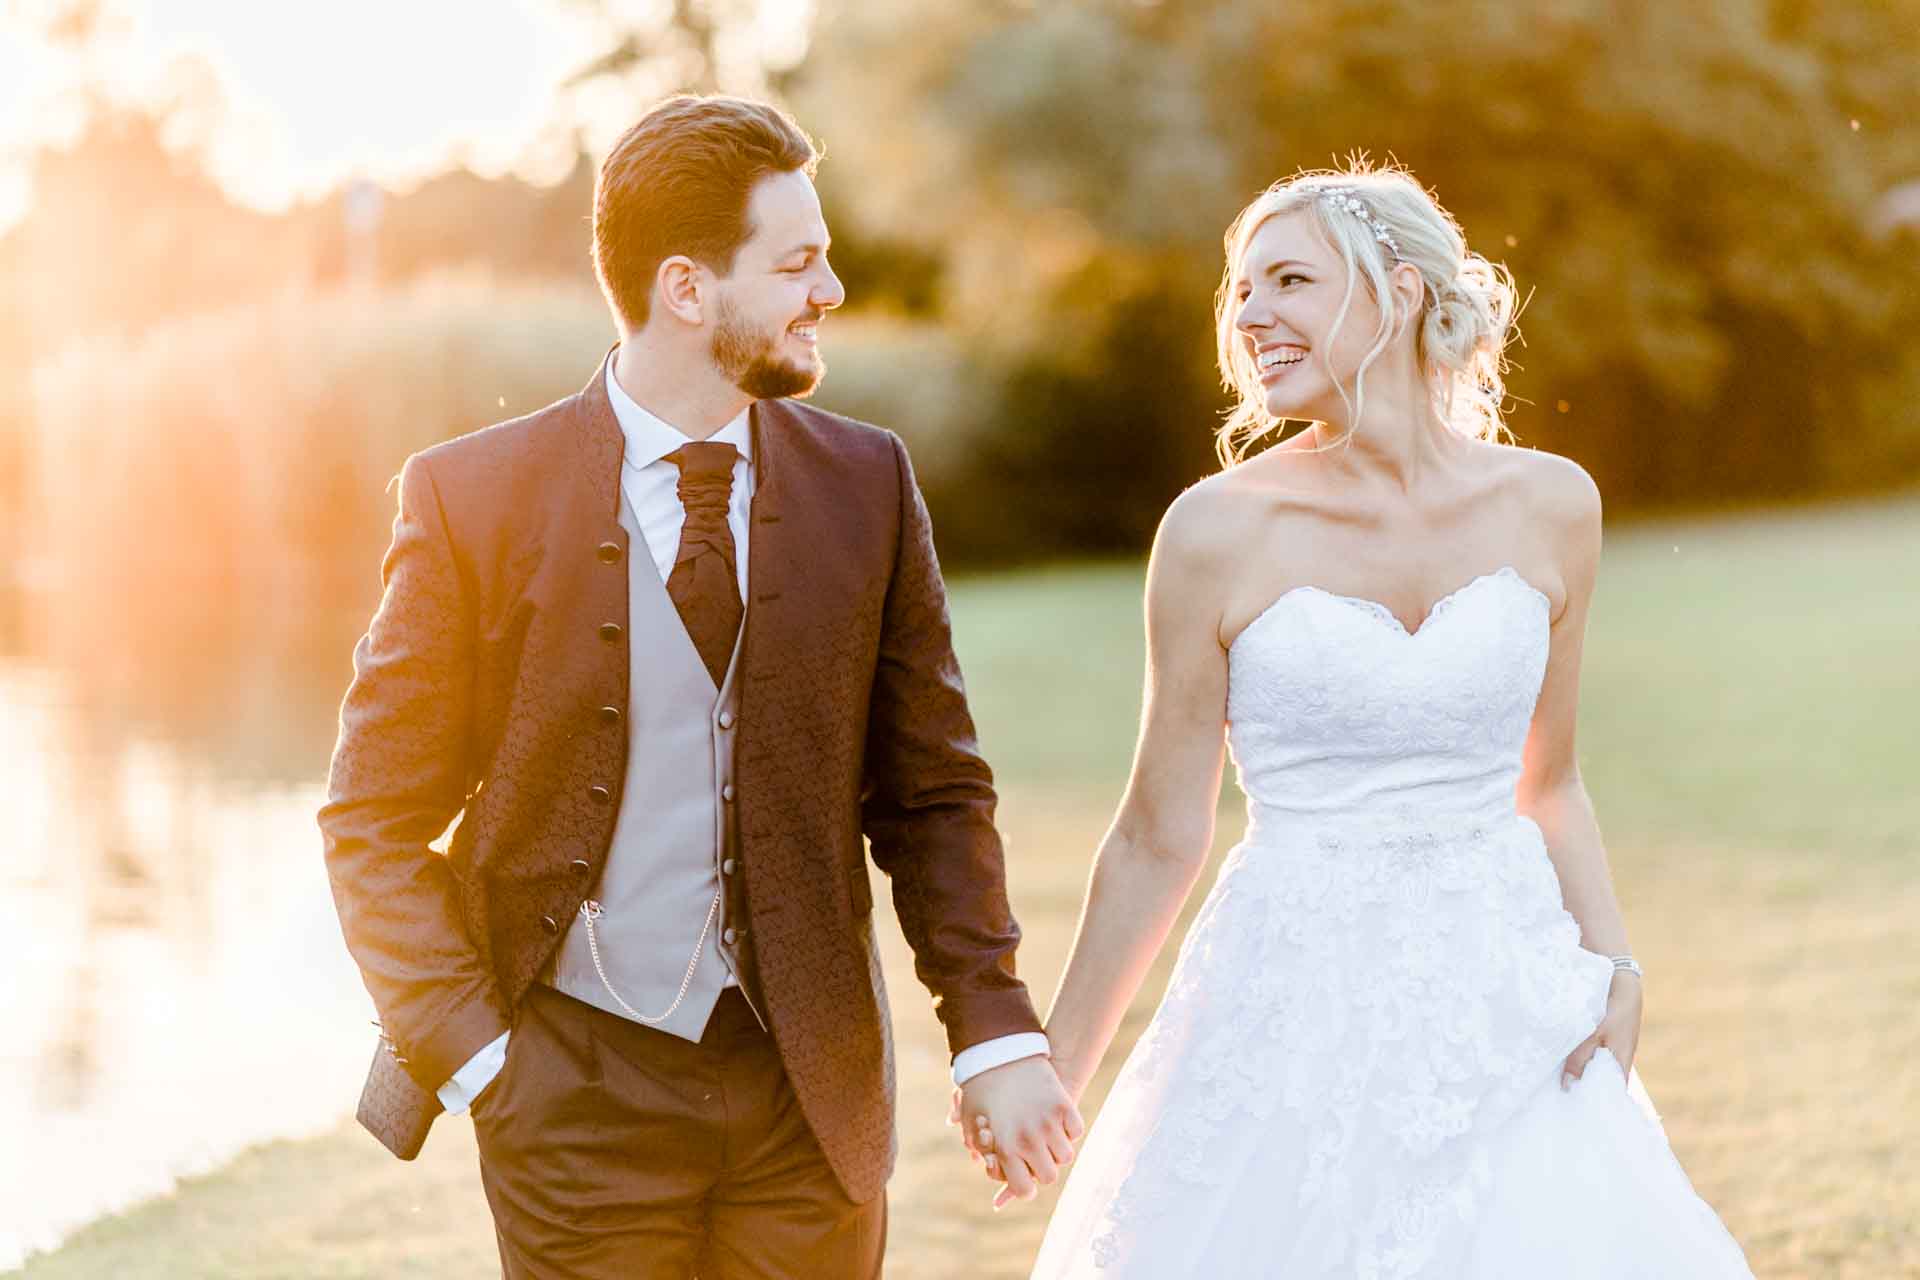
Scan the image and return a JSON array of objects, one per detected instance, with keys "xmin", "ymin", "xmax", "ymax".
[{"xmin": 472, "ymin": 984, "xmax": 886, "ymax": 1279}]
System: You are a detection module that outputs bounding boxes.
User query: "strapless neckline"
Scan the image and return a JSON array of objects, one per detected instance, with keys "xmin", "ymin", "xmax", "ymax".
[{"xmin": 1229, "ymin": 564, "xmax": 1550, "ymax": 651}]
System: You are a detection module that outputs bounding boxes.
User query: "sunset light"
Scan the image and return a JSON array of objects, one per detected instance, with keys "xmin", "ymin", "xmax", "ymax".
[
  {"xmin": 0, "ymin": 0, "xmax": 813, "ymax": 220},
  {"xmin": 0, "ymin": 1, "xmax": 1914, "ymax": 1275}
]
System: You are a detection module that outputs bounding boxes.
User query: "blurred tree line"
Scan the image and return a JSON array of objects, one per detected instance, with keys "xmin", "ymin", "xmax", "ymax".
[
  {"xmin": 789, "ymin": 0, "xmax": 1920, "ymax": 556},
  {"xmin": 3, "ymin": 0, "xmax": 1918, "ymax": 604}
]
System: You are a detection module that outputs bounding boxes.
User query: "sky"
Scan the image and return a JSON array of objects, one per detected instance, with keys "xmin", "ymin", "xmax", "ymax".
[{"xmin": 0, "ymin": 0, "xmax": 812, "ymax": 226}]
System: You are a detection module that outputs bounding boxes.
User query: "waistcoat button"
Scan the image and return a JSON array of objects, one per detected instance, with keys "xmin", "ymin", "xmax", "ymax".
[
  {"xmin": 598, "ymin": 705, "xmax": 622, "ymax": 726},
  {"xmin": 541, "ymin": 914, "xmax": 559, "ymax": 934},
  {"xmin": 589, "ymin": 784, "xmax": 612, "ymax": 804},
  {"xmin": 599, "ymin": 622, "xmax": 623, "ymax": 643},
  {"xmin": 570, "ymin": 858, "xmax": 591, "ymax": 874},
  {"xmin": 597, "ymin": 541, "xmax": 622, "ymax": 563}
]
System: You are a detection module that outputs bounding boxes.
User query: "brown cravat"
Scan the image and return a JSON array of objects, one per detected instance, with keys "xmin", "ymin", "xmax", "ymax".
[{"xmin": 666, "ymin": 441, "xmax": 744, "ymax": 688}]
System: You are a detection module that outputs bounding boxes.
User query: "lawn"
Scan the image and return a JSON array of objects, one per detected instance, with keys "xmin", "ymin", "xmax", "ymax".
[{"xmin": 23, "ymin": 494, "xmax": 1918, "ymax": 1279}]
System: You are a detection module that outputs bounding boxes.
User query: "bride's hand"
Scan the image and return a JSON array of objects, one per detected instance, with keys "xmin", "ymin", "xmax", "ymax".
[
  {"xmin": 1047, "ymin": 1052, "xmax": 1094, "ymax": 1108},
  {"xmin": 1562, "ymin": 970, "xmax": 1643, "ymax": 1089},
  {"xmin": 947, "ymin": 1058, "xmax": 1084, "ymax": 1209}
]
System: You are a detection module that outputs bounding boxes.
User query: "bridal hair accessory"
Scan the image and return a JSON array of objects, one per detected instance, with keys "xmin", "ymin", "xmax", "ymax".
[
  {"xmin": 1609, "ymin": 954, "xmax": 1643, "ymax": 980},
  {"xmin": 1316, "ymin": 186, "xmax": 1403, "ymax": 263}
]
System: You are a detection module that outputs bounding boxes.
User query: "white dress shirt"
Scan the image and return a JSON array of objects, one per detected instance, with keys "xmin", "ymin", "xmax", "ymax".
[
  {"xmin": 606, "ymin": 359, "xmax": 757, "ymax": 602},
  {"xmin": 437, "ymin": 354, "xmax": 1045, "ymax": 1114}
]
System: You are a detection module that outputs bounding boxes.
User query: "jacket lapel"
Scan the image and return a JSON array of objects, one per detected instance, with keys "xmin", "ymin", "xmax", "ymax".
[
  {"xmin": 566, "ymin": 354, "xmax": 634, "ymax": 734},
  {"xmin": 742, "ymin": 399, "xmax": 791, "ymax": 689},
  {"xmin": 572, "ymin": 351, "xmax": 628, "ymax": 523}
]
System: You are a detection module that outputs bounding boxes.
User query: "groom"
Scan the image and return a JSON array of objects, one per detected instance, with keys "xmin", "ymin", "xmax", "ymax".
[{"xmin": 320, "ymin": 94, "xmax": 1077, "ymax": 1276}]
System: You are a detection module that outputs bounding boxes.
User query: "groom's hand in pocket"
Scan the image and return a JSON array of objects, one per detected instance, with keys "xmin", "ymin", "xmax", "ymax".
[{"xmin": 956, "ymin": 1056, "xmax": 1084, "ymax": 1208}]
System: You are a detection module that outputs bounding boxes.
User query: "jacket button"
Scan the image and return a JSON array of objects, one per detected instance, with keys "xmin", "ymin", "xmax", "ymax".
[
  {"xmin": 541, "ymin": 914, "xmax": 559, "ymax": 934},
  {"xmin": 598, "ymin": 704, "xmax": 622, "ymax": 726},
  {"xmin": 589, "ymin": 784, "xmax": 612, "ymax": 804},
  {"xmin": 600, "ymin": 622, "xmax": 623, "ymax": 643},
  {"xmin": 721, "ymin": 783, "xmax": 736, "ymax": 802},
  {"xmin": 717, "ymin": 710, "xmax": 735, "ymax": 730},
  {"xmin": 597, "ymin": 541, "xmax": 622, "ymax": 564},
  {"xmin": 570, "ymin": 858, "xmax": 591, "ymax": 874},
  {"xmin": 722, "ymin": 927, "xmax": 738, "ymax": 945},
  {"xmin": 721, "ymin": 858, "xmax": 737, "ymax": 876}
]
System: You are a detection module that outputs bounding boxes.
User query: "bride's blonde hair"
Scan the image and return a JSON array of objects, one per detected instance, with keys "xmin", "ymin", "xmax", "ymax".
[{"xmin": 1213, "ymin": 162, "xmax": 1518, "ymax": 466}]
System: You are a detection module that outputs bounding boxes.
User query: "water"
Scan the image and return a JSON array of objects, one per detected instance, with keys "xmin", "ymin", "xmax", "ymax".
[{"xmin": 0, "ymin": 657, "xmax": 374, "ymax": 1271}]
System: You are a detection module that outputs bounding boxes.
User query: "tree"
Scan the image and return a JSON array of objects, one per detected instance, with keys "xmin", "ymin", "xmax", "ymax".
[{"xmin": 792, "ymin": 0, "xmax": 1920, "ymax": 529}]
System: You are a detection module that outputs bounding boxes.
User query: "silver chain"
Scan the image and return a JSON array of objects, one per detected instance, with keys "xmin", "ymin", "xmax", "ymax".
[{"xmin": 578, "ymin": 891, "xmax": 721, "ymax": 1025}]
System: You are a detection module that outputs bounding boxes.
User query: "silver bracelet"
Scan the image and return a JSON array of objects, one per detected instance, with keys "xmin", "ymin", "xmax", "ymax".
[{"xmin": 1608, "ymin": 954, "xmax": 1643, "ymax": 980}]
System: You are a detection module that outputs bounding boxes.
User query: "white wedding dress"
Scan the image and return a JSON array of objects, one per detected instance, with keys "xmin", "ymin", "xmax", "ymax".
[{"xmin": 1031, "ymin": 567, "xmax": 1753, "ymax": 1278}]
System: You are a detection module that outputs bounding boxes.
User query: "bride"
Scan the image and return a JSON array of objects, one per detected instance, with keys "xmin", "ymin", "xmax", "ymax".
[{"xmin": 984, "ymin": 167, "xmax": 1755, "ymax": 1276}]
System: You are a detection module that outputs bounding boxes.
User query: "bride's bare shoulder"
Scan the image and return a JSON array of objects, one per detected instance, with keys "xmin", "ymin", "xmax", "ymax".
[
  {"xmin": 1472, "ymin": 440, "xmax": 1601, "ymax": 529},
  {"xmin": 1470, "ymin": 443, "xmax": 1603, "ymax": 600},
  {"xmin": 1166, "ymin": 440, "xmax": 1331, "ymax": 540},
  {"xmin": 1153, "ymin": 460, "xmax": 1302, "ymax": 571}
]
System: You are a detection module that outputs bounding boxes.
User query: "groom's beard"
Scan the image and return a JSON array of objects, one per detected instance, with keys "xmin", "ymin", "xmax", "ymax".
[{"xmin": 712, "ymin": 298, "xmax": 822, "ymax": 401}]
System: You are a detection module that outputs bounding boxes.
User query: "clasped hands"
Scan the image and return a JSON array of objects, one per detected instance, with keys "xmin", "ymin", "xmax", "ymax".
[{"xmin": 946, "ymin": 1055, "xmax": 1085, "ymax": 1210}]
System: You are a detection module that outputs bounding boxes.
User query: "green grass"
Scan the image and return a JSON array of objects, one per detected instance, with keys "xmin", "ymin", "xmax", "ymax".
[{"xmin": 24, "ymin": 494, "xmax": 1919, "ymax": 1279}]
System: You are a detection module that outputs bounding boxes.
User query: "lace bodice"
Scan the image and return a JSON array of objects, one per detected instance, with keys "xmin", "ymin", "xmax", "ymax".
[{"xmin": 1227, "ymin": 566, "xmax": 1551, "ymax": 830}]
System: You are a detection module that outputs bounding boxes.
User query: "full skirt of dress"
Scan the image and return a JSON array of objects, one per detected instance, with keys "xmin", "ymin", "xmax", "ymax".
[{"xmin": 1029, "ymin": 814, "xmax": 1754, "ymax": 1279}]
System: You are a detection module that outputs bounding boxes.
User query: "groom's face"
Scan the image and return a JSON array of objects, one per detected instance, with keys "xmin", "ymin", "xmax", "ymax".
[{"xmin": 708, "ymin": 168, "xmax": 845, "ymax": 399}]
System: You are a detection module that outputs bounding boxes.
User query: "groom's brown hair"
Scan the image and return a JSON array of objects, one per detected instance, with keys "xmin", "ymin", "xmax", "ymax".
[{"xmin": 593, "ymin": 94, "xmax": 820, "ymax": 332}]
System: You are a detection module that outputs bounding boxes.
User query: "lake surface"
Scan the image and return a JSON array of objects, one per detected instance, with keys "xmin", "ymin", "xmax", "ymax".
[{"xmin": 0, "ymin": 655, "xmax": 374, "ymax": 1271}]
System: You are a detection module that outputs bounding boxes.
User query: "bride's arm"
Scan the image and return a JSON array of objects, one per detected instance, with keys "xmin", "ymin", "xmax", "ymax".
[
  {"xmin": 1516, "ymin": 459, "xmax": 1642, "ymax": 1080},
  {"xmin": 1041, "ymin": 494, "xmax": 1232, "ymax": 1104}
]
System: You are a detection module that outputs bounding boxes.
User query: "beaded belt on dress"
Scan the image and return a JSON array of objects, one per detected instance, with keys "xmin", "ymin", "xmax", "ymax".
[{"xmin": 1242, "ymin": 799, "xmax": 1529, "ymax": 847}]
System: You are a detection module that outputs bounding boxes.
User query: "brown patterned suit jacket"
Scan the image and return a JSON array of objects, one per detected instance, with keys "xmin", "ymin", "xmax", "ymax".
[{"xmin": 319, "ymin": 359, "xmax": 1041, "ymax": 1202}]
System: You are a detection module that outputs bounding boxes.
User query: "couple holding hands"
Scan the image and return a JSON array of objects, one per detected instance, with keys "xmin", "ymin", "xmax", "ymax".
[{"xmin": 321, "ymin": 94, "xmax": 1753, "ymax": 1277}]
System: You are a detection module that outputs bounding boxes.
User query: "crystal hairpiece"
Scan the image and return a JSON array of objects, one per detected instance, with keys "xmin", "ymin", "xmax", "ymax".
[{"xmin": 1316, "ymin": 186, "xmax": 1403, "ymax": 263}]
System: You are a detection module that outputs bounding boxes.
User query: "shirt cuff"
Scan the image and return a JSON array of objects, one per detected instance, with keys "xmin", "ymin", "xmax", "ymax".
[
  {"xmin": 436, "ymin": 1030, "xmax": 510, "ymax": 1114},
  {"xmin": 951, "ymin": 1032, "xmax": 1051, "ymax": 1087}
]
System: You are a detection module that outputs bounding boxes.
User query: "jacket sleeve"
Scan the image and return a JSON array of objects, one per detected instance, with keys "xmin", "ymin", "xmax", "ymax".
[
  {"xmin": 318, "ymin": 452, "xmax": 511, "ymax": 1090},
  {"xmin": 860, "ymin": 434, "xmax": 1043, "ymax": 1054}
]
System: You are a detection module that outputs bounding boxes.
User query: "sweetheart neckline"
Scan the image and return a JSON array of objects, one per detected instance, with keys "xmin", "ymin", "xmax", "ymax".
[{"xmin": 1227, "ymin": 565, "xmax": 1551, "ymax": 654}]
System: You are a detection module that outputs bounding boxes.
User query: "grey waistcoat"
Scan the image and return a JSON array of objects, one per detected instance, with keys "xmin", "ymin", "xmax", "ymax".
[{"xmin": 545, "ymin": 486, "xmax": 758, "ymax": 1042}]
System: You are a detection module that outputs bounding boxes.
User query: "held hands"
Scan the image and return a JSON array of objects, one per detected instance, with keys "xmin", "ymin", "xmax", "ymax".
[
  {"xmin": 1562, "ymin": 969, "xmax": 1643, "ymax": 1089},
  {"xmin": 946, "ymin": 1055, "xmax": 1084, "ymax": 1210}
]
